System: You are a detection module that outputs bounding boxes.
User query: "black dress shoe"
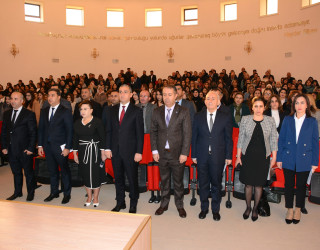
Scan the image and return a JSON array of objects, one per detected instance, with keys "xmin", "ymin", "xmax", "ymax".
[
  {"xmin": 178, "ymin": 208, "xmax": 187, "ymax": 218},
  {"xmin": 111, "ymin": 203, "xmax": 126, "ymax": 212},
  {"xmin": 243, "ymin": 208, "xmax": 252, "ymax": 220},
  {"xmin": 285, "ymin": 219, "xmax": 293, "ymax": 224},
  {"xmin": 6, "ymin": 193, "xmax": 22, "ymax": 200},
  {"xmin": 26, "ymin": 193, "xmax": 34, "ymax": 201},
  {"xmin": 251, "ymin": 215, "xmax": 258, "ymax": 222},
  {"xmin": 129, "ymin": 206, "xmax": 137, "ymax": 214},
  {"xmin": 292, "ymin": 219, "xmax": 300, "ymax": 224},
  {"xmin": 44, "ymin": 193, "xmax": 59, "ymax": 202},
  {"xmin": 62, "ymin": 195, "xmax": 71, "ymax": 204},
  {"xmin": 199, "ymin": 210, "xmax": 209, "ymax": 219},
  {"xmin": 301, "ymin": 207, "xmax": 308, "ymax": 214},
  {"xmin": 212, "ymin": 212, "xmax": 221, "ymax": 221},
  {"xmin": 155, "ymin": 206, "xmax": 168, "ymax": 215}
]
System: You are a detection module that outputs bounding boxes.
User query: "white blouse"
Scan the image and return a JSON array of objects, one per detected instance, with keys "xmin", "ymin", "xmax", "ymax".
[{"xmin": 271, "ymin": 109, "xmax": 280, "ymax": 128}]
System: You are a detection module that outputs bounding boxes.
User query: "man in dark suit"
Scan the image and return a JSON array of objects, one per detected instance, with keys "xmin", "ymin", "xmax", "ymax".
[
  {"xmin": 192, "ymin": 90, "xmax": 233, "ymax": 221},
  {"xmin": 1, "ymin": 92, "xmax": 37, "ymax": 201},
  {"xmin": 73, "ymin": 87, "xmax": 102, "ymax": 121},
  {"xmin": 175, "ymin": 83, "xmax": 196, "ymax": 124},
  {"xmin": 148, "ymin": 70, "xmax": 156, "ymax": 84},
  {"xmin": 150, "ymin": 85, "xmax": 192, "ymax": 218},
  {"xmin": 38, "ymin": 88, "xmax": 73, "ymax": 204},
  {"xmin": 101, "ymin": 90, "xmax": 119, "ymax": 127},
  {"xmin": 140, "ymin": 70, "xmax": 148, "ymax": 85},
  {"xmin": 106, "ymin": 84, "xmax": 144, "ymax": 213},
  {"xmin": 136, "ymin": 90, "xmax": 155, "ymax": 134}
]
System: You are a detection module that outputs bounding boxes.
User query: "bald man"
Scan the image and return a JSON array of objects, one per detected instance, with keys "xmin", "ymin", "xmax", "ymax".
[
  {"xmin": 1, "ymin": 92, "xmax": 37, "ymax": 201},
  {"xmin": 191, "ymin": 90, "xmax": 233, "ymax": 221}
]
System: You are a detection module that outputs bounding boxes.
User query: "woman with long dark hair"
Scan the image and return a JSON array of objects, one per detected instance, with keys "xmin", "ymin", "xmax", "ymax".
[{"xmin": 24, "ymin": 91, "xmax": 40, "ymax": 124}]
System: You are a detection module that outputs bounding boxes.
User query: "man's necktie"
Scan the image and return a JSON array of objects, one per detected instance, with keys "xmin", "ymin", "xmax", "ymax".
[
  {"xmin": 166, "ymin": 109, "xmax": 171, "ymax": 127},
  {"xmin": 119, "ymin": 106, "xmax": 126, "ymax": 125},
  {"xmin": 11, "ymin": 110, "xmax": 18, "ymax": 124},
  {"xmin": 50, "ymin": 107, "xmax": 55, "ymax": 121},
  {"xmin": 209, "ymin": 114, "xmax": 213, "ymax": 132}
]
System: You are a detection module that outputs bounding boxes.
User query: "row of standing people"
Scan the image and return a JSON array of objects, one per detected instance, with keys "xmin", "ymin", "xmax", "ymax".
[{"xmin": 1, "ymin": 86, "xmax": 318, "ymax": 224}]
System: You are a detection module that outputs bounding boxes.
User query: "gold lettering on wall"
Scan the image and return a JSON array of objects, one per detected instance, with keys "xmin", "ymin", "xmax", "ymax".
[{"xmin": 39, "ymin": 19, "xmax": 317, "ymax": 42}]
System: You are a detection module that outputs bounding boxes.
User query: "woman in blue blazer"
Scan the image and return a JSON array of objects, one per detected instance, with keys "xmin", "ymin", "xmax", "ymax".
[{"xmin": 277, "ymin": 93, "xmax": 319, "ymax": 224}]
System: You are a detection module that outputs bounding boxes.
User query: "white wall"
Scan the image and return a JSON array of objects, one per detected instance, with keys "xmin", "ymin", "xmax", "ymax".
[{"xmin": 0, "ymin": 0, "xmax": 319, "ymax": 85}]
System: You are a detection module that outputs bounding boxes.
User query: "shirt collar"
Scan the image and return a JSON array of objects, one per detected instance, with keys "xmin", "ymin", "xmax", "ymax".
[
  {"xmin": 294, "ymin": 113, "xmax": 306, "ymax": 121},
  {"xmin": 14, "ymin": 106, "xmax": 23, "ymax": 112},
  {"xmin": 120, "ymin": 102, "xmax": 130, "ymax": 109},
  {"xmin": 207, "ymin": 109, "xmax": 217, "ymax": 116},
  {"xmin": 176, "ymin": 99, "xmax": 182, "ymax": 105},
  {"xmin": 165, "ymin": 104, "xmax": 175, "ymax": 111},
  {"xmin": 50, "ymin": 103, "xmax": 60, "ymax": 109}
]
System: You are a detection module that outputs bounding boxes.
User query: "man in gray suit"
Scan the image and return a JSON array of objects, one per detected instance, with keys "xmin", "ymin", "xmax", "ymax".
[
  {"xmin": 175, "ymin": 84, "xmax": 196, "ymax": 124},
  {"xmin": 150, "ymin": 85, "xmax": 192, "ymax": 218},
  {"xmin": 136, "ymin": 90, "xmax": 155, "ymax": 134}
]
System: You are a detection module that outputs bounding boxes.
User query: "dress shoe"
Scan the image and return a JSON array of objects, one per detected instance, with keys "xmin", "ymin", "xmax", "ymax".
[
  {"xmin": 129, "ymin": 206, "xmax": 137, "ymax": 213},
  {"xmin": 155, "ymin": 206, "xmax": 168, "ymax": 216},
  {"xmin": 243, "ymin": 208, "xmax": 252, "ymax": 220},
  {"xmin": 251, "ymin": 215, "xmax": 258, "ymax": 222},
  {"xmin": 26, "ymin": 193, "xmax": 34, "ymax": 202},
  {"xmin": 111, "ymin": 203, "xmax": 126, "ymax": 212},
  {"xmin": 285, "ymin": 219, "xmax": 293, "ymax": 224},
  {"xmin": 198, "ymin": 210, "xmax": 208, "ymax": 219},
  {"xmin": 44, "ymin": 193, "xmax": 59, "ymax": 202},
  {"xmin": 61, "ymin": 195, "xmax": 71, "ymax": 204},
  {"xmin": 93, "ymin": 203, "xmax": 100, "ymax": 207},
  {"xmin": 292, "ymin": 219, "xmax": 300, "ymax": 224},
  {"xmin": 301, "ymin": 207, "xmax": 308, "ymax": 214},
  {"xmin": 178, "ymin": 208, "xmax": 187, "ymax": 218},
  {"xmin": 212, "ymin": 212, "xmax": 221, "ymax": 221},
  {"xmin": 6, "ymin": 193, "xmax": 22, "ymax": 200}
]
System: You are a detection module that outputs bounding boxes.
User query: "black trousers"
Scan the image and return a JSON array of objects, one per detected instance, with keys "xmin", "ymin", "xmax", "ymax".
[
  {"xmin": 197, "ymin": 154, "xmax": 224, "ymax": 213},
  {"xmin": 44, "ymin": 143, "xmax": 71, "ymax": 196},
  {"xmin": 283, "ymin": 168, "xmax": 309, "ymax": 208},
  {"xmin": 159, "ymin": 151, "xmax": 185, "ymax": 209},
  {"xmin": 112, "ymin": 154, "xmax": 139, "ymax": 207},
  {"xmin": 8, "ymin": 148, "xmax": 35, "ymax": 196}
]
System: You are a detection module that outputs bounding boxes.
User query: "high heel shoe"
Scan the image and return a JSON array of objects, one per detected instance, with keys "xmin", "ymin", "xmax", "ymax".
[
  {"xmin": 292, "ymin": 209, "xmax": 301, "ymax": 224},
  {"xmin": 251, "ymin": 209, "xmax": 258, "ymax": 222},
  {"xmin": 285, "ymin": 208, "xmax": 294, "ymax": 224},
  {"xmin": 243, "ymin": 208, "xmax": 252, "ymax": 220},
  {"xmin": 93, "ymin": 203, "xmax": 99, "ymax": 207},
  {"xmin": 285, "ymin": 219, "xmax": 293, "ymax": 224},
  {"xmin": 84, "ymin": 198, "xmax": 93, "ymax": 207}
]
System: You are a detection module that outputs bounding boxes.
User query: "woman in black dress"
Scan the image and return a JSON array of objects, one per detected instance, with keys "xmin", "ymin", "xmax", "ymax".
[
  {"xmin": 236, "ymin": 97, "xmax": 278, "ymax": 221},
  {"xmin": 73, "ymin": 100, "xmax": 107, "ymax": 207}
]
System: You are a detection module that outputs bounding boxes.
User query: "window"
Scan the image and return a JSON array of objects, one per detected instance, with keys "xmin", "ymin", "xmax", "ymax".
[
  {"xmin": 145, "ymin": 9, "xmax": 162, "ymax": 27},
  {"xmin": 224, "ymin": 3, "xmax": 237, "ymax": 21},
  {"xmin": 24, "ymin": 2, "xmax": 43, "ymax": 22},
  {"xmin": 267, "ymin": 0, "xmax": 278, "ymax": 14},
  {"xmin": 302, "ymin": 0, "xmax": 320, "ymax": 7},
  {"xmin": 66, "ymin": 7, "xmax": 84, "ymax": 26},
  {"xmin": 107, "ymin": 10, "xmax": 124, "ymax": 27},
  {"xmin": 182, "ymin": 8, "xmax": 198, "ymax": 26}
]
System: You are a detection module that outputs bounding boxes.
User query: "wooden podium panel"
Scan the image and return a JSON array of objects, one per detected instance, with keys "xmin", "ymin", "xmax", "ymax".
[{"xmin": 0, "ymin": 200, "xmax": 151, "ymax": 250}]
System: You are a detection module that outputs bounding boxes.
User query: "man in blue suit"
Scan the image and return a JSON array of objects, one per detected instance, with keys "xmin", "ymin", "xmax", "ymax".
[
  {"xmin": 192, "ymin": 90, "xmax": 233, "ymax": 221},
  {"xmin": 38, "ymin": 88, "xmax": 73, "ymax": 204}
]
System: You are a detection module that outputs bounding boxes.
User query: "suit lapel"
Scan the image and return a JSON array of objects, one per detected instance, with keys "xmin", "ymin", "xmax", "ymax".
[
  {"xmin": 50, "ymin": 105, "xmax": 62, "ymax": 125},
  {"xmin": 297, "ymin": 117, "xmax": 309, "ymax": 144},
  {"xmin": 120, "ymin": 103, "xmax": 133, "ymax": 126},
  {"xmin": 168, "ymin": 105, "xmax": 179, "ymax": 128},
  {"xmin": 289, "ymin": 115, "xmax": 296, "ymax": 140},
  {"xmin": 159, "ymin": 105, "xmax": 166, "ymax": 128},
  {"xmin": 13, "ymin": 108, "xmax": 25, "ymax": 128},
  {"xmin": 211, "ymin": 109, "xmax": 220, "ymax": 134}
]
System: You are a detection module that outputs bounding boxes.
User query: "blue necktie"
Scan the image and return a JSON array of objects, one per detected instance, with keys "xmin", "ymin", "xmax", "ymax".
[{"xmin": 50, "ymin": 107, "xmax": 55, "ymax": 122}]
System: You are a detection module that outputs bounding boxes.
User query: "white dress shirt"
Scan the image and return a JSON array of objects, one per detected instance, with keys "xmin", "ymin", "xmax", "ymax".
[
  {"xmin": 271, "ymin": 109, "xmax": 280, "ymax": 128},
  {"xmin": 11, "ymin": 106, "xmax": 23, "ymax": 123},
  {"xmin": 294, "ymin": 113, "xmax": 306, "ymax": 144},
  {"xmin": 118, "ymin": 102, "xmax": 130, "ymax": 120}
]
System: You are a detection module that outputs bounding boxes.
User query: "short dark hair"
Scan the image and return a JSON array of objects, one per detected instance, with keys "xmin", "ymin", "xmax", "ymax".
[
  {"xmin": 164, "ymin": 85, "xmax": 177, "ymax": 93},
  {"xmin": 48, "ymin": 88, "xmax": 61, "ymax": 96},
  {"xmin": 79, "ymin": 100, "xmax": 93, "ymax": 109},
  {"xmin": 174, "ymin": 83, "xmax": 182, "ymax": 89}
]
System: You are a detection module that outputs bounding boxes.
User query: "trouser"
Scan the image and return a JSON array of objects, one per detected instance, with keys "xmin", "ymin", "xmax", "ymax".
[
  {"xmin": 283, "ymin": 168, "xmax": 309, "ymax": 208},
  {"xmin": 159, "ymin": 151, "xmax": 185, "ymax": 209}
]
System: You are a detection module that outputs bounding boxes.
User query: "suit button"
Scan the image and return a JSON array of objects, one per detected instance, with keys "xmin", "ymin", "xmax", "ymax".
[
  {"xmin": 287, "ymin": 151, "xmax": 289, "ymax": 154},
  {"xmin": 304, "ymin": 144, "xmax": 306, "ymax": 146},
  {"xmin": 303, "ymin": 154, "xmax": 306, "ymax": 156},
  {"xmin": 288, "ymin": 142, "xmax": 290, "ymax": 144}
]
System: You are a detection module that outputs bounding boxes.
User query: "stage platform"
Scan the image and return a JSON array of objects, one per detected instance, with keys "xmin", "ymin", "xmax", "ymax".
[{"xmin": 0, "ymin": 200, "xmax": 151, "ymax": 250}]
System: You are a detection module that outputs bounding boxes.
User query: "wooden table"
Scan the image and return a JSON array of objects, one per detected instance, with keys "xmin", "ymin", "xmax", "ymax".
[{"xmin": 0, "ymin": 200, "xmax": 152, "ymax": 250}]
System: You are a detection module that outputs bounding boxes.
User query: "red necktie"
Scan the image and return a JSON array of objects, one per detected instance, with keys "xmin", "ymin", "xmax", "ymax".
[{"xmin": 119, "ymin": 106, "xmax": 126, "ymax": 125}]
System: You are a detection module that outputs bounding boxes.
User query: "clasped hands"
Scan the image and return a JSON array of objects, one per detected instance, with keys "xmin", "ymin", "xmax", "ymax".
[{"xmin": 153, "ymin": 153, "xmax": 188, "ymax": 164}]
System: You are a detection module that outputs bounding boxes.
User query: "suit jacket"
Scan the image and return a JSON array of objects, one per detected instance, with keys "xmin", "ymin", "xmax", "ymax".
[
  {"xmin": 277, "ymin": 115, "xmax": 319, "ymax": 172},
  {"xmin": 229, "ymin": 103, "xmax": 251, "ymax": 128},
  {"xmin": 264, "ymin": 108, "xmax": 285, "ymax": 133},
  {"xmin": 237, "ymin": 115, "xmax": 278, "ymax": 157},
  {"xmin": 180, "ymin": 99, "xmax": 196, "ymax": 124},
  {"xmin": 150, "ymin": 104, "xmax": 192, "ymax": 159},
  {"xmin": 38, "ymin": 105, "xmax": 73, "ymax": 149},
  {"xmin": 42, "ymin": 98, "xmax": 72, "ymax": 110},
  {"xmin": 136, "ymin": 102, "xmax": 156, "ymax": 134},
  {"xmin": 1, "ymin": 108, "xmax": 37, "ymax": 155},
  {"xmin": 191, "ymin": 108, "xmax": 233, "ymax": 166},
  {"xmin": 73, "ymin": 99, "xmax": 102, "ymax": 121},
  {"xmin": 106, "ymin": 103, "xmax": 144, "ymax": 158},
  {"xmin": 148, "ymin": 75, "xmax": 156, "ymax": 83}
]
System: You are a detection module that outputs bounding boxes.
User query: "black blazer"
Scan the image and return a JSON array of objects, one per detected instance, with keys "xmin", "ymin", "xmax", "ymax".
[
  {"xmin": 1, "ymin": 108, "xmax": 37, "ymax": 155},
  {"xmin": 191, "ymin": 108, "xmax": 233, "ymax": 166},
  {"xmin": 38, "ymin": 105, "xmax": 73, "ymax": 149},
  {"xmin": 106, "ymin": 103, "xmax": 144, "ymax": 158},
  {"xmin": 180, "ymin": 99, "xmax": 196, "ymax": 124},
  {"xmin": 263, "ymin": 108, "xmax": 285, "ymax": 133},
  {"xmin": 73, "ymin": 99, "xmax": 102, "ymax": 121}
]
